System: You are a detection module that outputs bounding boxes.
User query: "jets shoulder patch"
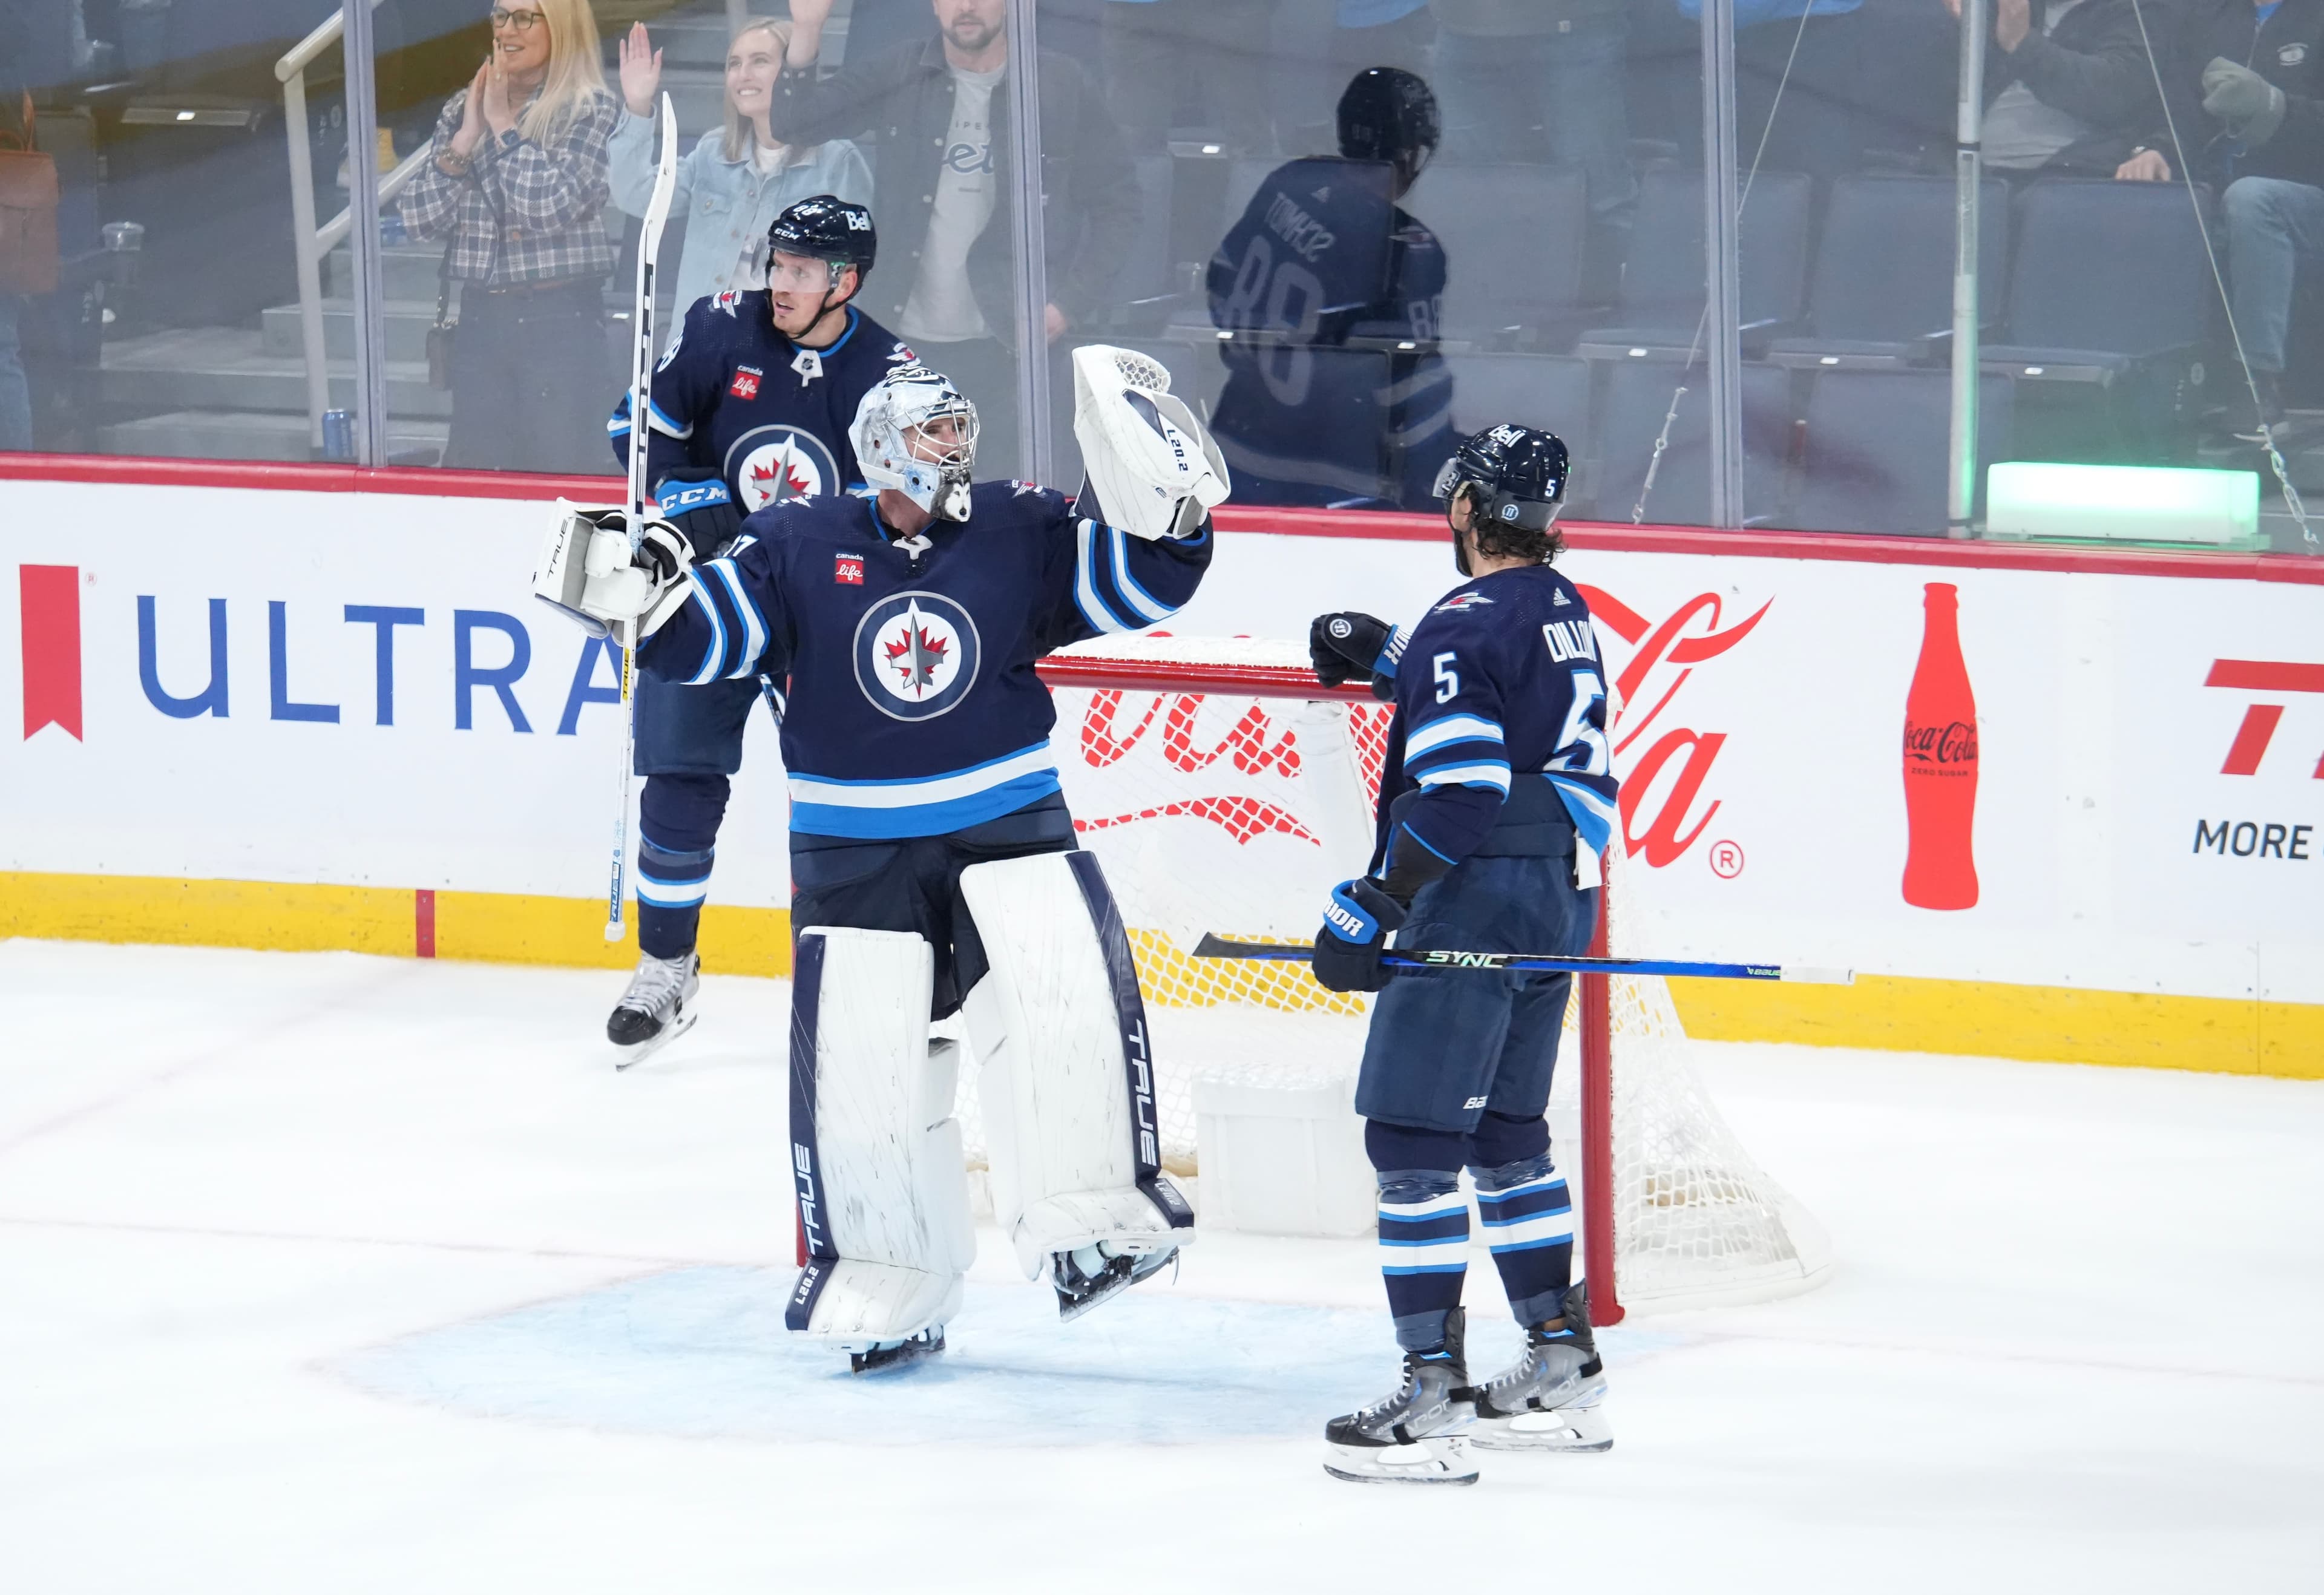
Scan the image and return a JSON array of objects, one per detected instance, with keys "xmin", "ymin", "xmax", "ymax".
[{"xmin": 1433, "ymin": 592, "xmax": 1495, "ymax": 614}]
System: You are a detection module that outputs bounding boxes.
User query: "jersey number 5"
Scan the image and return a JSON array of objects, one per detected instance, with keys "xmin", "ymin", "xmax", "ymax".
[
  {"xmin": 1433, "ymin": 652, "xmax": 1459, "ymax": 703},
  {"xmin": 1555, "ymin": 667, "xmax": 1610, "ymax": 776}
]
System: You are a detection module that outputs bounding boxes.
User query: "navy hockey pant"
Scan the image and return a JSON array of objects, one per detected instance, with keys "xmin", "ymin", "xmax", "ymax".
[
  {"xmin": 1358, "ymin": 852, "xmax": 1597, "ymax": 1352},
  {"xmin": 631, "ymin": 669, "xmax": 769, "ymax": 960},
  {"xmin": 788, "ymin": 791, "xmax": 1077, "ymax": 1020}
]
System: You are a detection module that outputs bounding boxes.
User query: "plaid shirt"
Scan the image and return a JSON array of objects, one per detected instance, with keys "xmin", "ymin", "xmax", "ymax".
[{"xmin": 400, "ymin": 86, "xmax": 619, "ymax": 287}]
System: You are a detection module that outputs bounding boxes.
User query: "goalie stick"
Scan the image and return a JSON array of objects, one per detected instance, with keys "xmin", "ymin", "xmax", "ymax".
[
  {"xmin": 1193, "ymin": 934, "xmax": 1853, "ymax": 984},
  {"xmin": 605, "ymin": 93, "xmax": 680, "ymax": 943}
]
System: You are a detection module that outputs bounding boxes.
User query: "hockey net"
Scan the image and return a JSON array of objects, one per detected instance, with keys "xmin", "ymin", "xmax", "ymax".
[{"xmin": 948, "ymin": 635, "xmax": 1830, "ymax": 1320}]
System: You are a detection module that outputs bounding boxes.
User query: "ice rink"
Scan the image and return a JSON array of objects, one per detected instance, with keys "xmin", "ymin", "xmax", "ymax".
[{"xmin": 1, "ymin": 938, "xmax": 2317, "ymax": 1593}]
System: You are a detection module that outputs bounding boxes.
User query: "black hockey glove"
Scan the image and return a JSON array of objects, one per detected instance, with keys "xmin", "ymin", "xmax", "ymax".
[
  {"xmin": 1308, "ymin": 611, "xmax": 1403, "ymax": 701},
  {"xmin": 652, "ymin": 467, "xmax": 746, "ymax": 560},
  {"xmin": 1312, "ymin": 876, "xmax": 1407, "ymax": 994}
]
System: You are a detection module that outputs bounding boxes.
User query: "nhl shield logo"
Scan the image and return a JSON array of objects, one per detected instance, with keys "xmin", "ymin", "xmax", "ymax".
[
  {"xmin": 726, "ymin": 424, "xmax": 842, "ymax": 512},
  {"xmin": 852, "ymin": 591, "xmax": 981, "ymax": 721}
]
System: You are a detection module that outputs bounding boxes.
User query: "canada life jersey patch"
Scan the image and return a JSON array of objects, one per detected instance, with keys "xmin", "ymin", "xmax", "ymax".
[
  {"xmin": 851, "ymin": 591, "xmax": 982, "ymax": 722},
  {"xmin": 729, "ymin": 365, "xmax": 763, "ymax": 401},
  {"xmin": 835, "ymin": 553, "xmax": 864, "ymax": 586}
]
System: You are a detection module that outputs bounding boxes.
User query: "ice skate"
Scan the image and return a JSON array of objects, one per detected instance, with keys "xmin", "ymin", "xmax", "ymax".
[
  {"xmin": 1468, "ymin": 1283, "xmax": 1612, "ymax": 1453},
  {"xmin": 1049, "ymin": 1240, "xmax": 1179, "ymax": 1322},
  {"xmin": 1323, "ymin": 1308, "xmax": 1478, "ymax": 1485},
  {"xmin": 847, "ymin": 1326, "xmax": 946, "ymax": 1376},
  {"xmin": 607, "ymin": 951, "xmax": 700, "ymax": 1068}
]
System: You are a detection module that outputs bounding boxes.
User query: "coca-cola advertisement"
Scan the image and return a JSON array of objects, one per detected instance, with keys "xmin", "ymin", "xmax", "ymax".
[{"xmin": 1900, "ymin": 582, "xmax": 1980, "ymax": 911}]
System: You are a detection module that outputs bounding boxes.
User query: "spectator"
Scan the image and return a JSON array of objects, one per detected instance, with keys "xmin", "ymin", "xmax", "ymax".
[
  {"xmin": 1942, "ymin": 0, "xmax": 2161, "ymax": 180},
  {"xmin": 767, "ymin": 0, "xmax": 1137, "ymax": 478},
  {"xmin": 610, "ymin": 19, "xmax": 873, "ymax": 317},
  {"xmin": 1430, "ymin": 0, "xmax": 1636, "ymax": 290},
  {"xmin": 399, "ymin": 0, "xmax": 618, "ymax": 473},
  {"xmin": 1206, "ymin": 67, "xmax": 1453, "ymax": 508},
  {"xmin": 1100, "ymin": 0, "xmax": 1275, "ymax": 154},
  {"xmin": 2117, "ymin": 0, "xmax": 2324, "ymax": 438}
]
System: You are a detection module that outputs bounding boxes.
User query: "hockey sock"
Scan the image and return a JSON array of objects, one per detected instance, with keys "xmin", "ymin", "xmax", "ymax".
[
  {"xmin": 1367, "ymin": 1121, "xmax": 1470, "ymax": 1353},
  {"xmin": 636, "ymin": 775, "xmax": 730, "ymax": 960},
  {"xmin": 1472, "ymin": 1151, "xmax": 1575, "ymax": 1328}
]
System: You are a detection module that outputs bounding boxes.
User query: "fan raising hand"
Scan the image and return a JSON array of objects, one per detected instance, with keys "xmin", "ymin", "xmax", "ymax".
[{"xmin": 619, "ymin": 22, "xmax": 665, "ymax": 119}]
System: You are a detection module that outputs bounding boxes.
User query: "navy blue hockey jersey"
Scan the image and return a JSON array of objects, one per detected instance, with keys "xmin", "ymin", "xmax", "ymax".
[
  {"xmin": 1204, "ymin": 156, "xmax": 1451, "ymax": 509},
  {"xmin": 607, "ymin": 292, "xmax": 915, "ymax": 512},
  {"xmin": 638, "ymin": 482, "xmax": 1213, "ymax": 839},
  {"xmin": 1373, "ymin": 563, "xmax": 1618, "ymax": 876}
]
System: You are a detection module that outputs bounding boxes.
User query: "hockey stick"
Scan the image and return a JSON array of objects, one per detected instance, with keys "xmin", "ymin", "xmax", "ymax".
[
  {"xmin": 1192, "ymin": 934, "xmax": 1854, "ymax": 984},
  {"xmin": 605, "ymin": 92, "xmax": 681, "ymax": 944}
]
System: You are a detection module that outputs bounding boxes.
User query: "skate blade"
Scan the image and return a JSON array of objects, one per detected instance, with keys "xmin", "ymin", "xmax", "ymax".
[
  {"xmin": 1323, "ymin": 1435, "xmax": 1479, "ymax": 1486},
  {"xmin": 847, "ymin": 1328, "xmax": 947, "ymax": 1376},
  {"xmin": 1470, "ymin": 1404, "xmax": 1613, "ymax": 1453},
  {"xmin": 611, "ymin": 1007, "xmax": 698, "ymax": 1071},
  {"xmin": 1054, "ymin": 1246, "xmax": 1177, "ymax": 1323}
]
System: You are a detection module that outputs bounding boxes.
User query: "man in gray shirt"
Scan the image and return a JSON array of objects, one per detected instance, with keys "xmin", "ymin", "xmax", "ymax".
[
  {"xmin": 1945, "ymin": 0, "xmax": 2161, "ymax": 178},
  {"xmin": 770, "ymin": 0, "xmax": 1138, "ymax": 477}
]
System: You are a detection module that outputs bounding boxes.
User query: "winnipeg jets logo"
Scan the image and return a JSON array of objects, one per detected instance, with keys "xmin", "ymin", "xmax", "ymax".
[
  {"xmin": 852, "ymin": 590, "xmax": 981, "ymax": 721},
  {"xmin": 726, "ymin": 424, "xmax": 841, "ymax": 513},
  {"xmin": 1433, "ymin": 592, "xmax": 1495, "ymax": 614}
]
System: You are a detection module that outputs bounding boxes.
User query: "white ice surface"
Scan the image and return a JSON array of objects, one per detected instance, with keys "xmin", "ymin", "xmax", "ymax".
[{"xmin": 1, "ymin": 940, "xmax": 2317, "ymax": 1593}]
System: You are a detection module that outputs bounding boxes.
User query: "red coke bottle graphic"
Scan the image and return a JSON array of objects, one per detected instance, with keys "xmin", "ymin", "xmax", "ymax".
[{"xmin": 1901, "ymin": 581, "xmax": 1979, "ymax": 909}]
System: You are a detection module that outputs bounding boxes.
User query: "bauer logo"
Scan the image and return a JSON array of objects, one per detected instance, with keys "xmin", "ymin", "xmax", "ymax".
[{"xmin": 851, "ymin": 591, "xmax": 981, "ymax": 722}]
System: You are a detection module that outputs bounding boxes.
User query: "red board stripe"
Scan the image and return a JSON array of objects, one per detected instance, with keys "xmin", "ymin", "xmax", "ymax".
[
  {"xmin": 414, "ymin": 889, "xmax": 437, "ymax": 959},
  {"xmin": 19, "ymin": 565, "xmax": 82, "ymax": 741},
  {"xmin": 2205, "ymin": 658, "xmax": 2324, "ymax": 693},
  {"xmin": 2221, "ymin": 704, "xmax": 2285, "ymax": 776}
]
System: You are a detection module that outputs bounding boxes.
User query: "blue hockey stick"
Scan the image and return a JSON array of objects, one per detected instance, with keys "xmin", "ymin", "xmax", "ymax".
[{"xmin": 1192, "ymin": 934, "xmax": 1853, "ymax": 984}]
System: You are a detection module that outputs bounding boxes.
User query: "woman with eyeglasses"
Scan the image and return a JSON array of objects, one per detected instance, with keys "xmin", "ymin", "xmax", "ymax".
[
  {"xmin": 400, "ymin": 0, "xmax": 620, "ymax": 473},
  {"xmin": 610, "ymin": 18, "xmax": 873, "ymax": 317}
]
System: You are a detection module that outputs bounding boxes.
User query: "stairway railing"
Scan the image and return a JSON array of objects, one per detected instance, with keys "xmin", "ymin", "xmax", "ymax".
[{"xmin": 276, "ymin": 4, "xmax": 429, "ymax": 450}]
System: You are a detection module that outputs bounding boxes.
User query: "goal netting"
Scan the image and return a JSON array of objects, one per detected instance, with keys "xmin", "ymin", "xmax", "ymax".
[{"xmin": 946, "ymin": 634, "xmax": 1830, "ymax": 1320}]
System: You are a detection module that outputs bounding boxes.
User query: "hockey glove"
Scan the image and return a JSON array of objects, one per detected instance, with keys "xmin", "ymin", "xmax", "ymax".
[
  {"xmin": 1313, "ymin": 877, "xmax": 1407, "ymax": 994},
  {"xmin": 1308, "ymin": 611, "xmax": 1403, "ymax": 701},
  {"xmin": 652, "ymin": 467, "xmax": 746, "ymax": 560},
  {"xmin": 2203, "ymin": 57, "xmax": 2288, "ymax": 146}
]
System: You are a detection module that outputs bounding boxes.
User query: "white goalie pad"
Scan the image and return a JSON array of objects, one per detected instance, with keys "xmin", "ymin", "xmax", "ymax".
[
  {"xmin": 530, "ymin": 500, "xmax": 692, "ymax": 643},
  {"xmin": 785, "ymin": 928, "xmax": 977, "ymax": 1345},
  {"xmin": 958, "ymin": 851, "xmax": 1196, "ymax": 1280},
  {"xmin": 1071, "ymin": 344, "xmax": 1231, "ymax": 543}
]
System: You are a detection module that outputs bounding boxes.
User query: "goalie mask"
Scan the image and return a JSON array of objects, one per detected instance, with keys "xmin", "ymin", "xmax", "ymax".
[
  {"xmin": 852, "ymin": 363, "xmax": 978, "ymax": 523},
  {"xmin": 1433, "ymin": 424, "xmax": 1568, "ymax": 575}
]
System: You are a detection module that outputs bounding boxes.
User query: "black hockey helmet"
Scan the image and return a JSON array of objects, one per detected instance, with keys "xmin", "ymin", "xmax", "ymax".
[
  {"xmin": 1336, "ymin": 67, "xmax": 1440, "ymax": 185},
  {"xmin": 1434, "ymin": 424, "xmax": 1569, "ymax": 570},
  {"xmin": 767, "ymin": 194, "xmax": 877, "ymax": 285}
]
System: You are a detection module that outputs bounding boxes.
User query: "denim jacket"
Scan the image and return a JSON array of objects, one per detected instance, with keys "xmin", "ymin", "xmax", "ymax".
[{"xmin": 606, "ymin": 114, "xmax": 875, "ymax": 318}]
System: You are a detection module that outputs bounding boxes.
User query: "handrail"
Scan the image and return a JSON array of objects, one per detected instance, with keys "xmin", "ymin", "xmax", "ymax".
[
  {"xmin": 275, "ymin": 2, "xmax": 405, "ymax": 452},
  {"xmin": 275, "ymin": 0, "xmax": 385, "ymax": 85}
]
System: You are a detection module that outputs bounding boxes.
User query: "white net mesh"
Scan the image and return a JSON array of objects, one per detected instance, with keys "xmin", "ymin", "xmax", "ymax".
[{"xmin": 946, "ymin": 637, "xmax": 1829, "ymax": 1313}]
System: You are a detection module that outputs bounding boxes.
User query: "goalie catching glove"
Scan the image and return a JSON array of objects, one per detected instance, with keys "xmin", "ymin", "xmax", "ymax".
[
  {"xmin": 531, "ymin": 499, "xmax": 695, "ymax": 642},
  {"xmin": 1071, "ymin": 343, "xmax": 1230, "ymax": 542}
]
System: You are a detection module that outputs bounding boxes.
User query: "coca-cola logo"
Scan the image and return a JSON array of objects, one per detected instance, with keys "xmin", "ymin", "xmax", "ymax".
[
  {"xmin": 1902, "ymin": 719, "xmax": 1978, "ymax": 767},
  {"xmin": 1579, "ymin": 585, "xmax": 1772, "ymax": 869},
  {"xmin": 1072, "ymin": 687, "xmax": 1341, "ymax": 845}
]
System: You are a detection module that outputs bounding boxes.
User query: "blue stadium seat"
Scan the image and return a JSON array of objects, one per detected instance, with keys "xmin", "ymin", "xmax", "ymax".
[
  {"xmin": 1767, "ymin": 174, "xmax": 2009, "ymax": 371},
  {"xmin": 1586, "ymin": 358, "xmax": 1793, "ymax": 526},
  {"xmin": 1578, "ymin": 167, "xmax": 1814, "ymax": 361},
  {"xmin": 1787, "ymin": 368, "xmax": 2015, "ymax": 534},
  {"xmin": 1407, "ymin": 165, "xmax": 1589, "ymax": 347}
]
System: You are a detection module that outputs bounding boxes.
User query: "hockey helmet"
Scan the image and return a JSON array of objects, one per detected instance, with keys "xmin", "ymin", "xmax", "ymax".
[
  {"xmin": 1336, "ymin": 67, "xmax": 1440, "ymax": 185},
  {"xmin": 852, "ymin": 363, "xmax": 979, "ymax": 524},
  {"xmin": 1433, "ymin": 424, "xmax": 1569, "ymax": 571},
  {"xmin": 767, "ymin": 194, "xmax": 878, "ymax": 289}
]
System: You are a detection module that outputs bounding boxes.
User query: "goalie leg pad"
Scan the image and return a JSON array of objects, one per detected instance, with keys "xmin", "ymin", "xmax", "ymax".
[
  {"xmin": 786, "ymin": 928, "xmax": 975, "ymax": 1344},
  {"xmin": 957, "ymin": 851, "xmax": 1195, "ymax": 1280}
]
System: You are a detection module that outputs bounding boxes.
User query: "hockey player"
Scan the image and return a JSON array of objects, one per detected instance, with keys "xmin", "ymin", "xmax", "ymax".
[
  {"xmin": 1204, "ymin": 66, "xmax": 1451, "ymax": 510},
  {"xmin": 536, "ymin": 349, "xmax": 1230, "ymax": 1371},
  {"xmin": 602, "ymin": 194, "xmax": 914, "ymax": 1064},
  {"xmin": 1304, "ymin": 424, "xmax": 1618, "ymax": 1485}
]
